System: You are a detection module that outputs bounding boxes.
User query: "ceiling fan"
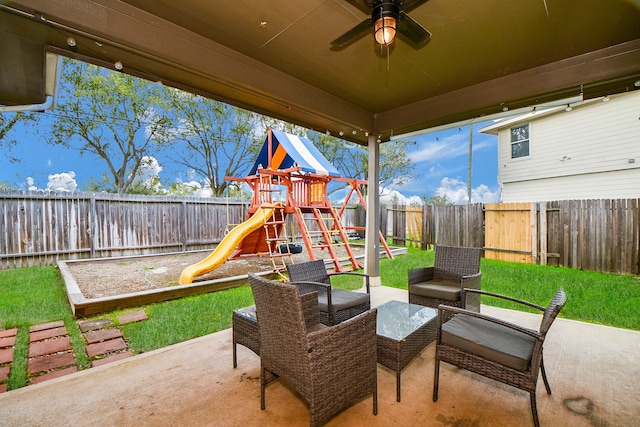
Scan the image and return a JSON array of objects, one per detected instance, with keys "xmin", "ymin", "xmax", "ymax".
[{"xmin": 331, "ymin": 0, "xmax": 431, "ymax": 50}]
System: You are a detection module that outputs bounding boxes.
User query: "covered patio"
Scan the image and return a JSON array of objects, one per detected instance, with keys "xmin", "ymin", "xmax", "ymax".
[
  {"xmin": 2, "ymin": 2, "xmax": 640, "ymax": 425},
  {"xmin": 0, "ymin": 285, "xmax": 638, "ymax": 426}
]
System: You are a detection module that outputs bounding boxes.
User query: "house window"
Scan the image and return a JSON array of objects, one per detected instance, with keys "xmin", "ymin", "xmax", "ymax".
[{"xmin": 510, "ymin": 124, "xmax": 529, "ymax": 158}]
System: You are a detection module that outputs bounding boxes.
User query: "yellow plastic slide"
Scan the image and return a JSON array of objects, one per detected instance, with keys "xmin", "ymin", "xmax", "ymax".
[{"xmin": 178, "ymin": 206, "xmax": 275, "ymax": 284}]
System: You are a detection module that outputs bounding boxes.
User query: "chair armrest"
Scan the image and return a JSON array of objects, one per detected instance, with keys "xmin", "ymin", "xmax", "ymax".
[
  {"xmin": 300, "ymin": 291, "xmax": 321, "ymax": 330},
  {"xmin": 330, "ymin": 271, "xmax": 371, "ymax": 293},
  {"xmin": 306, "ymin": 308, "xmax": 378, "ymax": 364},
  {"xmin": 290, "ymin": 280, "xmax": 333, "ymax": 308},
  {"xmin": 460, "ymin": 272, "xmax": 481, "ymax": 290},
  {"xmin": 408, "ymin": 267, "xmax": 435, "ymax": 285},
  {"xmin": 436, "ymin": 304, "xmax": 540, "ymax": 341},
  {"xmin": 461, "ymin": 288, "xmax": 546, "ymax": 312}
]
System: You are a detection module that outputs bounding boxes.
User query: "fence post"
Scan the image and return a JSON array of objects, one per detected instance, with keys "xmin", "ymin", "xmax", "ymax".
[
  {"xmin": 530, "ymin": 202, "xmax": 538, "ymax": 264},
  {"xmin": 379, "ymin": 206, "xmax": 388, "ymax": 240},
  {"xmin": 89, "ymin": 195, "xmax": 96, "ymax": 259},
  {"xmin": 539, "ymin": 202, "xmax": 547, "ymax": 265},
  {"xmin": 181, "ymin": 200, "xmax": 188, "ymax": 252}
]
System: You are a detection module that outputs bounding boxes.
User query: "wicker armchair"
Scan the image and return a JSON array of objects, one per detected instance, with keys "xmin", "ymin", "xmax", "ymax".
[
  {"xmin": 408, "ymin": 245, "xmax": 482, "ymax": 319},
  {"xmin": 287, "ymin": 260, "xmax": 371, "ymax": 326},
  {"xmin": 433, "ymin": 288, "xmax": 567, "ymax": 427},
  {"xmin": 247, "ymin": 273, "xmax": 378, "ymax": 427}
]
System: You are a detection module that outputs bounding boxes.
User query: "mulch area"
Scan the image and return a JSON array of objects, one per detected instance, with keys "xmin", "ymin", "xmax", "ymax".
[{"xmin": 0, "ymin": 310, "xmax": 148, "ymax": 393}]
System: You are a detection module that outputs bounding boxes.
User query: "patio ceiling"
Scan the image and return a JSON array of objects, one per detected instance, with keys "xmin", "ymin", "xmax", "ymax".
[{"xmin": 1, "ymin": 0, "xmax": 640, "ymax": 145}]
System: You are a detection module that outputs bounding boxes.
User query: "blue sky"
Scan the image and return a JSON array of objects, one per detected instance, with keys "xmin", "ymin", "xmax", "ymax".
[{"xmin": 1, "ymin": 109, "xmax": 500, "ymax": 203}]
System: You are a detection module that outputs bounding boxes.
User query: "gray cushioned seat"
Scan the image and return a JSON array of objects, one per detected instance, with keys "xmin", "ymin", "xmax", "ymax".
[
  {"xmin": 441, "ymin": 314, "xmax": 536, "ymax": 371},
  {"xmin": 409, "ymin": 279, "xmax": 460, "ymax": 301},
  {"xmin": 317, "ymin": 289, "xmax": 369, "ymax": 311}
]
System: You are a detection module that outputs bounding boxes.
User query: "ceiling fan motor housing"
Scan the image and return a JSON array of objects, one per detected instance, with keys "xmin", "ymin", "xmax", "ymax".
[
  {"xmin": 373, "ymin": 2, "xmax": 400, "ymax": 45},
  {"xmin": 373, "ymin": 2, "xmax": 400, "ymax": 22}
]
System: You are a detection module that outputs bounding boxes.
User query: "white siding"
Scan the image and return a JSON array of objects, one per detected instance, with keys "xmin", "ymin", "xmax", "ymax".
[
  {"xmin": 502, "ymin": 168, "xmax": 640, "ymax": 202},
  {"xmin": 494, "ymin": 90, "xmax": 640, "ymax": 202}
]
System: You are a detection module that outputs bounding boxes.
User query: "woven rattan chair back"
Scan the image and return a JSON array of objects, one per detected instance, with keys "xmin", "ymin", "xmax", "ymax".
[
  {"xmin": 434, "ymin": 245, "xmax": 481, "ymax": 276},
  {"xmin": 248, "ymin": 273, "xmax": 378, "ymax": 427},
  {"xmin": 287, "ymin": 259, "xmax": 332, "ymax": 284}
]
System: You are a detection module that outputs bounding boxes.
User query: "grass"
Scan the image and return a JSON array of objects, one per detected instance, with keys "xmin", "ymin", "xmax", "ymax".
[
  {"xmin": 0, "ymin": 267, "xmax": 90, "ymax": 390},
  {"xmin": 1, "ymin": 247, "xmax": 638, "ymax": 391},
  {"xmin": 324, "ymin": 246, "xmax": 640, "ymax": 330}
]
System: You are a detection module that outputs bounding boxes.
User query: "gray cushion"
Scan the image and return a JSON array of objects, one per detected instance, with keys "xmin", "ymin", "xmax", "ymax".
[
  {"xmin": 409, "ymin": 279, "xmax": 460, "ymax": 301},
  {"xmin": 441, "ymin": 314, "xmax": 537, "ymax": 371},
  {"xmin": 317, "ymin": 289, "xmax": 369, "ymax": 312}
]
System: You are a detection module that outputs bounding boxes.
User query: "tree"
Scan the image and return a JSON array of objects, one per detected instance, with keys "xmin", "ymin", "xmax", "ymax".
[
  {"xmin": 48, "ymin": 58, "xmax": 171, "ymax": 194},
  {"xmin": 424, "ymin": 194, "xmax": 452, "ymax": 205},
  {"xmin": 1, "ymin": 112, "xmax": 37, "ymax": 164},
  {"xmin": 164, "ymin": 89, "xmax": 262, "ymax": 197}
]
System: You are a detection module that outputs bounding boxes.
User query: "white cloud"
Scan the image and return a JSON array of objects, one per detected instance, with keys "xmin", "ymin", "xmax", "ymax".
[
  {"xmin": 379, "ymin": 187, "xmax": 424, "ymax": 206},
  {"xmin": 434, "ymin": 177, "xmax": 500, "ymax": 204},
  {"xmin": 411, "ymin": 133, "xmax": 469, "ymax": 163},
  {"xmin": 45, "ymin": 172, "xmax": 78, "ymax": 192},
  {"xmin": 26, "ymin": 177, "xmax": 38, "ymax": 191}
]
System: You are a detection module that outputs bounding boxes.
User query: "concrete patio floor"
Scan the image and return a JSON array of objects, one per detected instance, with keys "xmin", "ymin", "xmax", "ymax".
[{"xmin": 1, "ymin": 285, "xmax": 639, "ymax": 426}]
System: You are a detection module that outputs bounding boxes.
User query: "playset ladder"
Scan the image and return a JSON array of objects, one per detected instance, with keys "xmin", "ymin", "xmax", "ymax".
[
  {"xmin": 294, "ymin": 206, "xmax": 362, "ymax": 273},
  {"xmin": 261, "ymin": 206, "xmax": 294, "ymax": 278}
]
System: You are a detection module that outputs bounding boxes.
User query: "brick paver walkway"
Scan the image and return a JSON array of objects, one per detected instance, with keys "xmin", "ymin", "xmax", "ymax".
[
  {"xmin": 0, "ymin": 327, "xmax": 17, "ymax": 393},
  {"xmin": 0, "ymin": 310, "xmax": 148, "ymax": 393}
]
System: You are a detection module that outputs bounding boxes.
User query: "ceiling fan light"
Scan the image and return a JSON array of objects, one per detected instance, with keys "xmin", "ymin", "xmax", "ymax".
[{"xmin": 374, "ymin": 16, "xmax": 397, "ymax": 45}]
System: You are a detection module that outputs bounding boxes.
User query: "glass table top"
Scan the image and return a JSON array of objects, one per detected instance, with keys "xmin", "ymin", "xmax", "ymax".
[{"xmin": 376, "ymin": 300, "xmax": 437, "ymax": 341}]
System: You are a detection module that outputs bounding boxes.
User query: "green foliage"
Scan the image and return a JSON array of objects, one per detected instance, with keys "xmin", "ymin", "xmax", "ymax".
[
  {"xmin": 0, "ymin": 112, "xmax": 38, "ymax": 165},
  {"xmin": 425, "ymin": 194, "xmax": 452, "ymax": 205},
  {"xmin": 163, "ymin": 89, "xmax": 263, "ymax": 197},
  {"xmin": 49, "ymin": 58, "xmax": 172, "ymax": 194}
]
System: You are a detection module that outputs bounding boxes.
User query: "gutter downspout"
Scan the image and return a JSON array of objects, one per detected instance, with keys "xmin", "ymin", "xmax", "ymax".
[{"xmin": 0, "ymin": 95, "xmax": 55, "ymax": 113}]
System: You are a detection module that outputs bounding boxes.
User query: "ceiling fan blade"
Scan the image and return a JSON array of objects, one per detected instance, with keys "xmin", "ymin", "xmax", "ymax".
[
  {"xmin": 330, "ymin": 18, "xmax": 373, "ymax": 50},
  {"xmin": 399, "ymin": 0, "xmax": 430, "ymax": 13},
  {"xmin": 343, "ymin": 0, "xmax": 376, "ymax": 14},
  {"xmin": 397, "ymin": 11, "xmax": 431, "ymax": 46}
]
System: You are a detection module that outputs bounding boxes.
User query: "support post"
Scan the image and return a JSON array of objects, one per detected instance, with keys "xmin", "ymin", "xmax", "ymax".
[{"xmin": 365, "ymin": 134, "xmax": 381, "ymax": 286}]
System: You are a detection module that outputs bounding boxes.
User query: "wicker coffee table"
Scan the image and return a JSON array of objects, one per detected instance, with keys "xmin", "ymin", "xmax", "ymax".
[{"xmin": 376, "ymin": 300, "xmax": 437, "ymax": 402}]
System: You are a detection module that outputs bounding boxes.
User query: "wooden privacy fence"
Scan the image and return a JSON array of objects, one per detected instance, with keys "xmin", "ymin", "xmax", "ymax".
[
  {"xmin": 2, "ymin": 191, "xmax": 639, "ymax": 275},
  {"xmin": 387, "ymin": 199, "xmax": 640, "ymax": 275},
  {"xmin": 0, "ymin": 191, "xmax": 247, "ymax": 269}
]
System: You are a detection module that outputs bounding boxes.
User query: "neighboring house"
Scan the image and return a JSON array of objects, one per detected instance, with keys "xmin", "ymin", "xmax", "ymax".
[{"xmin": 480, "ymin": 90, "xmax": 640, "ymax": 202}]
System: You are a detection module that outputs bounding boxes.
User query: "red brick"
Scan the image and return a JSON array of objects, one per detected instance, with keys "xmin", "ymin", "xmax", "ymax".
[
  {"xmin": 0, "ymin": 348, "xmax": 14, "ymax": 365},
  {"xmin": 117, "ymin": 310, "xmax": 148, "ymax": 325},
  {"xmin": 77, "ymin": 318, "xmax": 114, "ymax": 333},
  {"xmin": 0, "ymin": 365, "xmax": 10, "ymax": 382},
  {"xmin": 91, "ymin": 351, "xmax": 133, "ymax": 367},
  {"xmin": 28, "ymin": 352, "xmax": 75, "ymax": 374},
  {"xmin": 29, "ymin": 366, "xmax": 78, "ymax": 385},
  {"xmin": 29, "ymin": 321, "xmax": 64, "ymax": 333},
  {"xmin": 0, "ymin": 384, "xmax": 7, "ymax": 393},
  {"xmin": 0, "ymin": 328, "xmax": 18, "ymax": 339},
  {"xmin": 84, "ymin": 328, "xmax": 122, "ymax": 344},
  {"xmin": 86, "ymin": 337, "xmax": 127, "ymax": 357},
  {"xmin": 30, "ymin": 327, "xmax": 67, "ymax": 342},
  {"xmin": 29, "ymin": 336, "xmax": 71, "ymax": 358},
  {"xmin": 0, "ymin": 336, "xmax": 16, "ymax": 349}
]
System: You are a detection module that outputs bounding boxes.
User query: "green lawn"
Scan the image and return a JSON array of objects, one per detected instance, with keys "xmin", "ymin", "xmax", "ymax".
[{"xmin": 1, "ymin": 247, "xmax": 638, "ymax": 391}]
